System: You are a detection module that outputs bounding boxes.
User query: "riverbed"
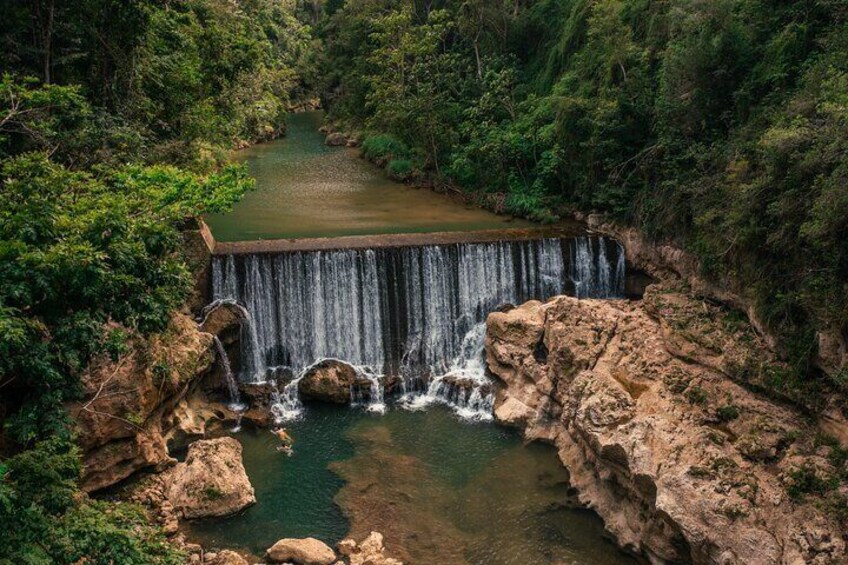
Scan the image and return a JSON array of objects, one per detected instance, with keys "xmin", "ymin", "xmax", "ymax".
[
  {"xmin": 188, "ymin": 404, "xmax": 635, "ymax": 565},
  {"xmin": 204, "ymin": 112, "xmax": 533, "ymax": 241}
]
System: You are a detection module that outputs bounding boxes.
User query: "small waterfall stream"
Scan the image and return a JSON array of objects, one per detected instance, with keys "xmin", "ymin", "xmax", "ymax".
[
  {"xmin": 210, "ymin": 235, "xmax": 625, "ymax": 420},
  {"xmin": 212, "ymin": 335, "xmax": 245, "ymax": 411}
]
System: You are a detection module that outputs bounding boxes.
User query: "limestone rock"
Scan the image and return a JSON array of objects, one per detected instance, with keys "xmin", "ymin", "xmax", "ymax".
[
  {"xmin": 165, "ymin": 437, "xmax": 255, "ymax": 519},
  {"xmin": 337, "ymin": 532, "xmax": 403, "ymax": 565},
  {"xmin": 298, "ymin": 360, "xmax": 359, "ymax": 404},
  {"xmin": 199, "ymin": 301, "xmax": 246, "ymax": 346},
  {"xmin": 486, "ymin": 290, "xmax": 846, "ymax": 564},
  {"xmin": 68, "ymin": 313, "xmax": 215, "ymax": 491},
  {"xmin": 207, "ymin": 550, "xmax": 249, "ymax": 565},
  {"xmin": 266, "ymin": 537, "xmax": 336, "ymax": 564},
  {"xmin": 325, "ymin": 132, "xmax": 348, "ymax": 146}
]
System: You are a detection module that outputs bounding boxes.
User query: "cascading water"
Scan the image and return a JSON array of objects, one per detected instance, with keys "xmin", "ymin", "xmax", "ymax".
[
  {"xmin": 211, "ymin": 235, "xmax": 625, "ymax": 420},
  {"xmin": 212, "ymin": 335, "xmax": 245, "ymax": 411},
  {"xmin": 401, "ymin": 323, "xmax": 494, "ymax": 420}
]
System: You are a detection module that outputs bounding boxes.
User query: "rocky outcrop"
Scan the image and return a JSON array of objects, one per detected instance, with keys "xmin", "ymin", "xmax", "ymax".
[
  {"xmin": 486, "ymin": 286, "xmax": 846, "ymax": 564},
  {"xmin": 338, "ymin": 532, "xmax": 403, "ymax": 565},
  {"xmin": 164, "ymin": 437, "xmax": 255, "ymax": 519},
  {"xmin": 325, "ymin": 132, "xmax": 348, "ymax": 147},
  {"xmin": 69, "ymin": 313, "xmax": 215, "ymax": 491},
  {"xmin": 298, "ymin": 360, "xmax": 360, "ymax": 404},
  {"xmin": 585, "ymin": 214, "xmax": 848, "ymax": 392},
  {"xmin": 266, "ymin": 537, "xmax": 336, "ymax": 564}
]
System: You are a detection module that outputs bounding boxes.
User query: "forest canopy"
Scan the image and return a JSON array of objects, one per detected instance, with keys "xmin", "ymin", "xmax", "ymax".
[{"xmin": 317, "ymin": 0, "xmax": 848, "ymax": 399}]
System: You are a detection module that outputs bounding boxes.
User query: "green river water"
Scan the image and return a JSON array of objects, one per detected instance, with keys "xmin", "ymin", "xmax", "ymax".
[
  {"xmin": 204, "ymin": 111, "xmax": 532, "ymax": 241},
  {"xmin": 188, "ymin": 404, "xmax": 635, "ymax": 565}
]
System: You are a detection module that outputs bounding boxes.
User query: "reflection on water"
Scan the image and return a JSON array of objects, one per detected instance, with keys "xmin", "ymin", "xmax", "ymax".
[
  {"xmin": 187, "ymin": 405, "xmax": 636, "ymax": 565},
  {"xmin": 204, "ymin": 112, "xmax": 533, "ymax": 241}
]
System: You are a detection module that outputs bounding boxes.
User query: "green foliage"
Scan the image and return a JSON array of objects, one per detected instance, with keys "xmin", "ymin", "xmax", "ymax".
[
  {"xmin": 320, "ymin": 0, "xmax": 848, "ymax": 399},
  {"xmin": 387, "ymin": 159, "xmax": 414, "ymax": 181},
  {"xmin": 361, "ymin": 134, "xmax": 411, "ymax": 164},
  {"xmin": 0, "ymin": 0, "xmax": 316, "ymax": 169},
  {"xmin": 716, "ymin": 404, "xmax": 741, "ymax": 423},
  {"xmin": 786, "ymin": 464, "xmax": 838, "ymax": 500},
  {"xmin": 0, "ymin": 153, "xmax": 250, "ymax": 443},
  {"xmin": 0, "ymin": 438, "xmax": 184, "ymax": 565}
]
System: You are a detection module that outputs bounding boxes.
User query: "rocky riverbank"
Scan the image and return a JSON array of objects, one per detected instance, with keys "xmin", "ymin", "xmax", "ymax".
[{"xmin": 486, "ymin": 283, "xmax": 847, "ymax": 564}]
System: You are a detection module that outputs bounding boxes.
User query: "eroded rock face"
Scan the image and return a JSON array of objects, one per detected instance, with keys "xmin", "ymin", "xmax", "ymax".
[
  {"xmin": 486, "ymin": 287, "xmax": 846, "ymax": 564},
  {"xmin": 69, "ymin": 313, "xmax": 215, "ymax": 491},
  {"xmin": 266, "ymin": 537, "xmax": 336, "ymax": 564},
  {"xmin": 164, "ymin": 437, "xmax": 255, "ymax": 519},
  {"xmin": 298, "ymin": 360, "xmax": 359, "ymax": 404}
]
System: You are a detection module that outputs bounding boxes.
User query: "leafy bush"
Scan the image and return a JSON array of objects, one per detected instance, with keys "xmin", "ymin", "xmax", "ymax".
[
  {"xmin": 361, "ymin": 134, "xmax": 411, "ymax": 164},
  {"xmin": 0, "ymin": 438, "xmax": 184, "ymax": 565},
  {"xmin": 386, "ymin": 159, "xmax": 414, "ymax": 181},
  {"xmin": 0, "ymin": 154, "xmax": 251, "ymax": 443}
]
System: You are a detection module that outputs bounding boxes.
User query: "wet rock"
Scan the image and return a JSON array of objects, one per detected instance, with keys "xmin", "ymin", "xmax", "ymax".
[
  {"xmin": 485, "ymin": 289, "xmax": 846, "ymax": 564},
  {"xmin": 164, "ymin": 437, "xmax": 255, "ymax": 519},
  {"xmin": 325, "ymin": 132, "xmax": 348, "ymax": 147},
  {"xmin": 199, "ymin": 302, "xmax": 245, "ymax": 346},
  {"xmin": 239, "ymin": 381, "xmax": 278, "ymax": 406},
  {"xmin": 266, "ymin": 537, "xmax": 336, "ymax": 564},
  {"xmin": 299, "ymin": 360, "xmax": 359, "ymax": 404}
]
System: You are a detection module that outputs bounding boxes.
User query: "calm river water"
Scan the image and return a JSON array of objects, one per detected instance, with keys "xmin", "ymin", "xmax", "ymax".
[{"xmin": 205, "ymin": 112, "xmax": 532, "ymax": 241}]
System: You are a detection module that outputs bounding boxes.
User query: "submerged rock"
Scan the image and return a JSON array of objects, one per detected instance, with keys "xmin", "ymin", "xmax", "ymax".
[
  {"xmin": 298, "ymin": 359, "xmax": 359, "ymax": 404},
  {"xmin": 338, "ymin": 532, "xmax": 403, "ymax": 565},
  {"xmin": 485, "ymin": 286, "xmax": 847, "ymax": 564},
  {"xmin": 164, "ymin": 437, "xmax": 255, "ymax": 519},
  {"xmin": 206, "ymin": 550, "xmax": 249, "ymax": 565},
  {"xmin": 266, "ymin": 537, "xmax": 336, "ymax": 564}
]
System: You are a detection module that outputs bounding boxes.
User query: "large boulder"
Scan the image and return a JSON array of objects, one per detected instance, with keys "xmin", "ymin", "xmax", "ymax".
[
  {"xmin": 164, "ymin": 437, "xmax": 255, "ymax": 519},
  {"xmin": 486, "ymin": 287, "xmax": 846, "ymax": 564},
  {"xmin": 298, "ymin": 360, "xmax": 359, "ymax": 404},
  {"xmin": 266, "ymin": 537, "xmax": 336, "ymax": 564}
]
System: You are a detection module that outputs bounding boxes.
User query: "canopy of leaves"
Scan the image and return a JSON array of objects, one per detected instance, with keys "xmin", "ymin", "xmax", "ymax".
[{"xmin": 318, "ymin": 0, "xmax": 848, "ymax": 396}]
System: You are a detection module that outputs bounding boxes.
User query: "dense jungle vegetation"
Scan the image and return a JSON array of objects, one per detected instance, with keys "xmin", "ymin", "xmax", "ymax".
[
  {"xmin": 1, "ymin": 0, "xmax": 846, "ymax": 562},
  {"xmin": 0, "ymin": 1, "xmax": 315, "ymax": 562},
  {"xmin": 318, "ymin": 0, "xmax": 848, "ymax": 401}
]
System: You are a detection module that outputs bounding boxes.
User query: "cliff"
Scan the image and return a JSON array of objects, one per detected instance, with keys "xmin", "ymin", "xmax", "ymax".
[{"xmin": 486, "ymin": 285, "xmax": 847, "ymax": 564}]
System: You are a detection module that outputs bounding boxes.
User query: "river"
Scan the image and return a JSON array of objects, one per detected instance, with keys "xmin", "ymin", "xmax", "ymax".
[{"xmin": 205, "ymin": 111, "xmax": 533, "ymax": 241}]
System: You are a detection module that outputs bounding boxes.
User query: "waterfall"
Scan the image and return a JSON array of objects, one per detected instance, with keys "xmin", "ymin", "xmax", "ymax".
[
  {"xmin": 211, "ymin": 235, "xmax": 625, "ymax": 419},
  {"xmin": 401, "ymin": 323, "xmax": 493, "ymax": 421},
  {"xmin": 199, "ymin": 298, "xmax": 265, "ymax": 382},
  {"xmin": 212, "ymin": 335, "xmax": 245, "ymax": 411}
]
